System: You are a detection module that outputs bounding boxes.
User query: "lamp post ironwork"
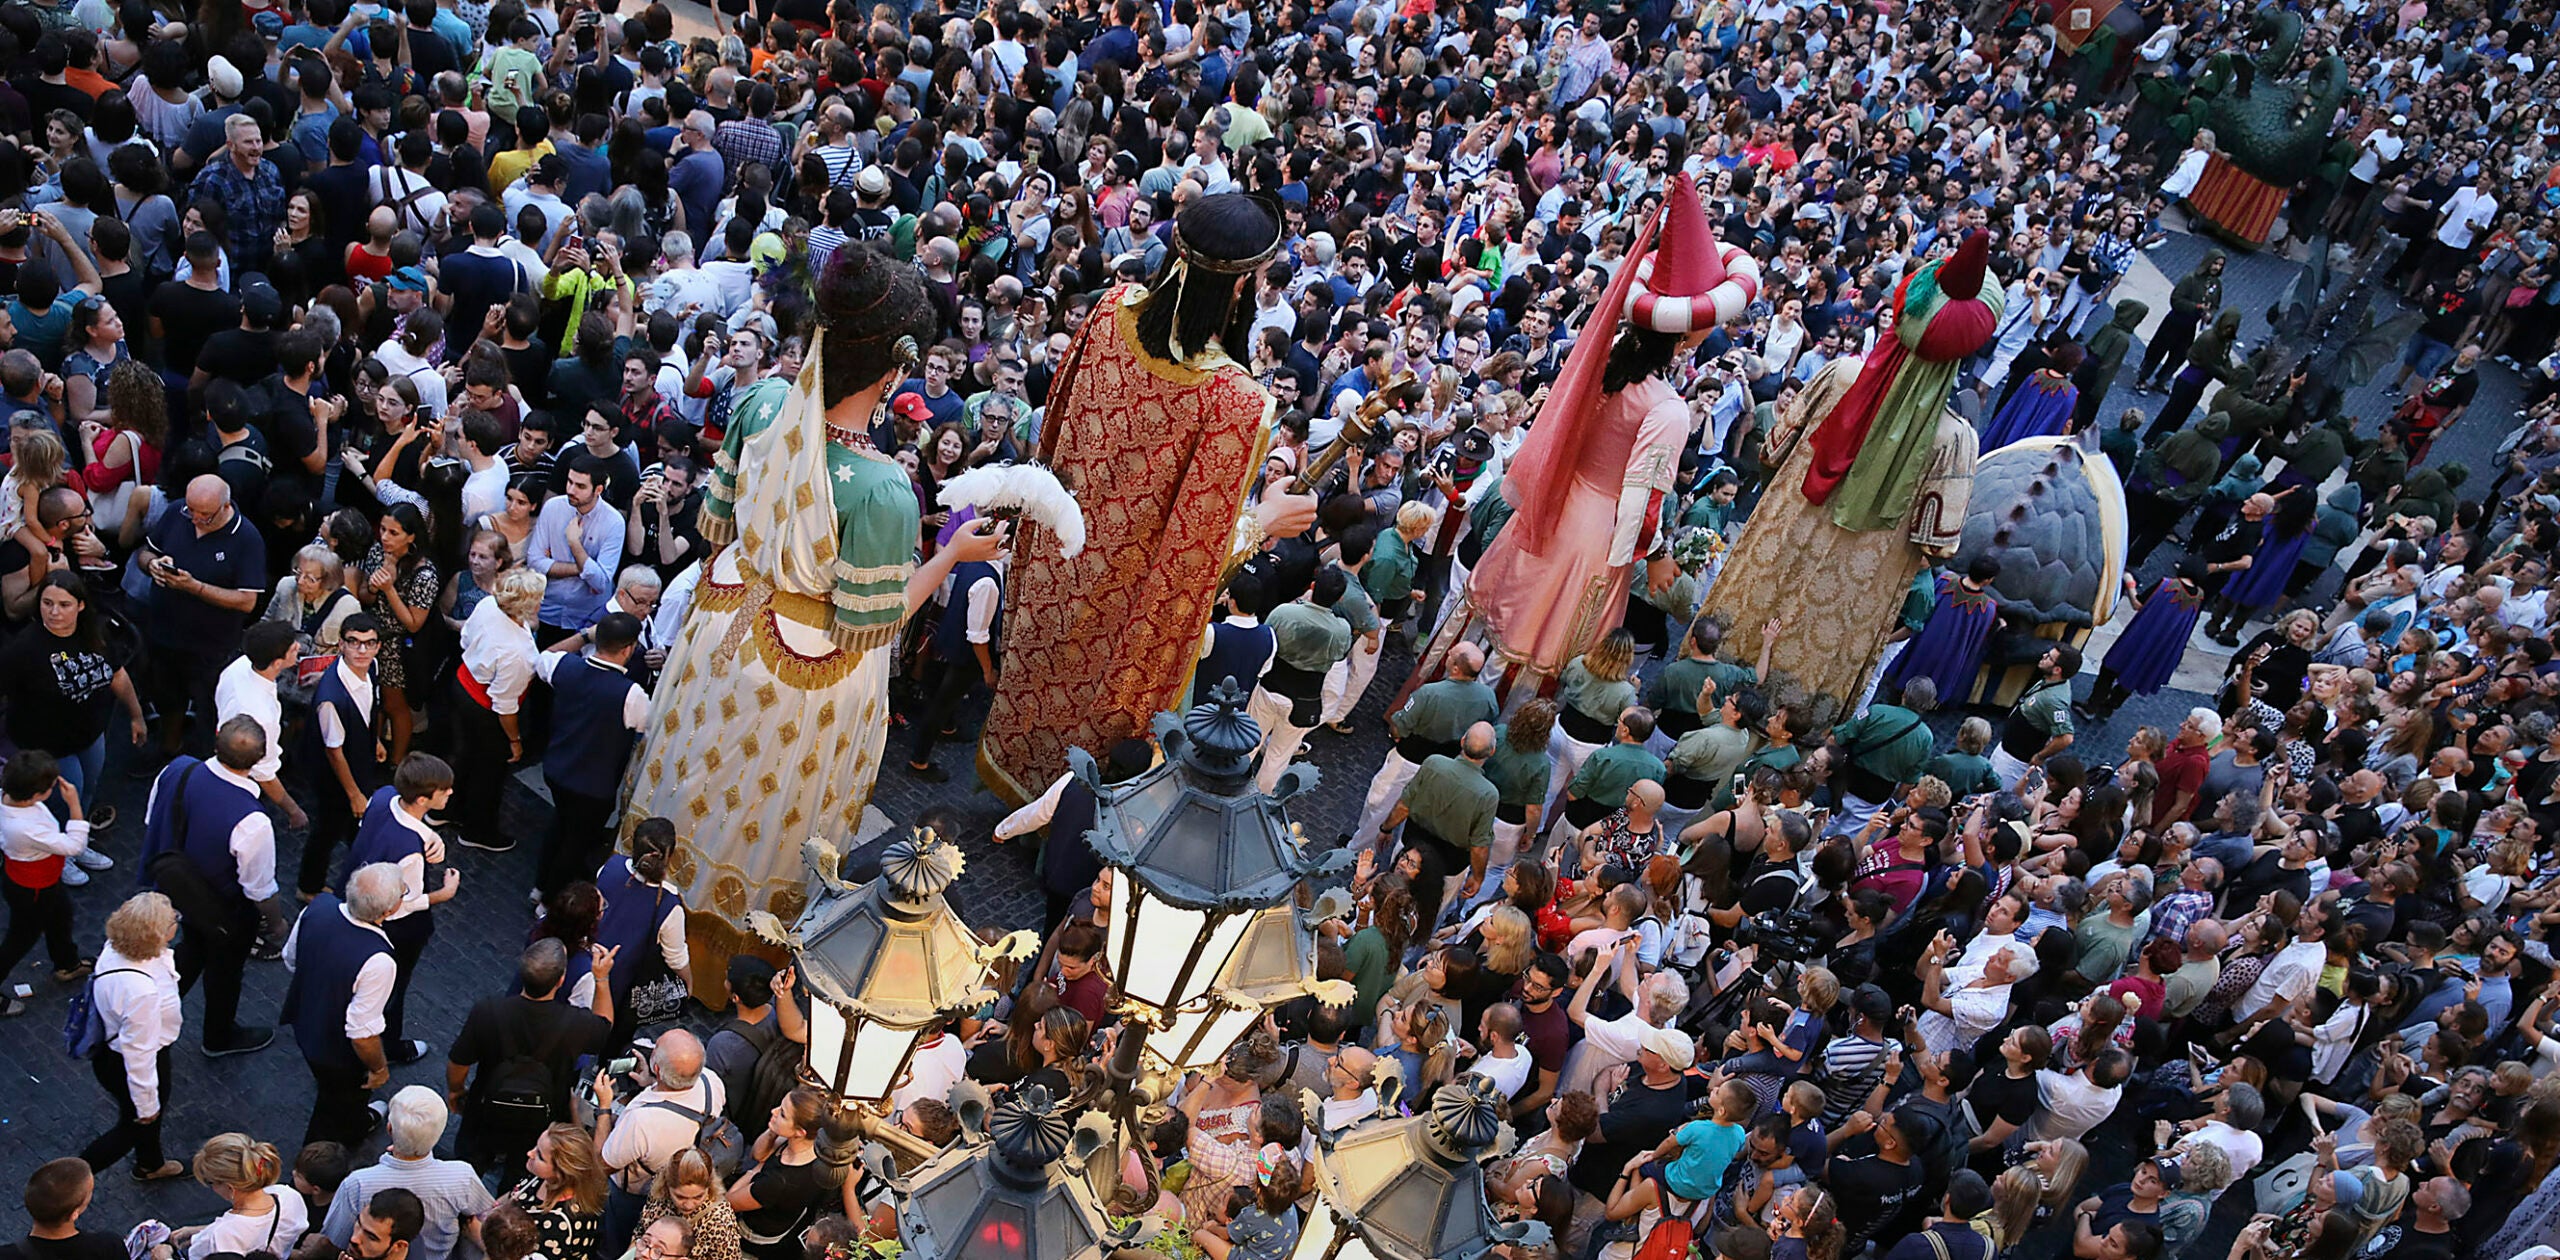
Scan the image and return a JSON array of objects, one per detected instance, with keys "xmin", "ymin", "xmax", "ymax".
[{"xmin": 1289, "ymin": 1075, "xmax": 1550, "ymax": 1260}]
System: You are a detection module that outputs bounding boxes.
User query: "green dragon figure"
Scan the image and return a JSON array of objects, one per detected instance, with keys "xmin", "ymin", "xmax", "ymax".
[{"xmin": 2146, "ymin": 7, "xmax": 2350, "ymax": 243}]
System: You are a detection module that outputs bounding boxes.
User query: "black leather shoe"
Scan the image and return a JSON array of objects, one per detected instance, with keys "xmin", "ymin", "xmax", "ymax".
[{"xmin": 204, "ymin": 1026, "xmax": 276, "ymax": 1057}]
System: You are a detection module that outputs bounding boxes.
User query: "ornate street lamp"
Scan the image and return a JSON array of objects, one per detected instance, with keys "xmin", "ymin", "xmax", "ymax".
[
  {"xmin": 765, "ymin": 832, "xmax": 1036, "ymax": 1112},
  {"xmin": 862, "ymin": 1082, "xmax": 1137, "ymax": 1260},
  {"xmin": 1068, "ymin": 680, "xmax": 1350, "ymax": 1029},
  {"xmin": 1142, "ymin": 891, "xmax": 1357, "ymax": 1071},
  {"xmin": 1290, "ymin": 1076, "xmax": 1552, "ymax": 1260}
]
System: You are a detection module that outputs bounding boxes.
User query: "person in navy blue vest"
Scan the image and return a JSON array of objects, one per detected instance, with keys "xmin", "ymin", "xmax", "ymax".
[
  {"xmin": 533, "ymin": 612, "xmax": 651, "ymax": 899},
  {"xmin": 342, "ymin": 755, "xmax": 460, "ymax": 1066},
  {"xmin": 1190, "ymin": 572, "xmax": 1276, "ymax": 708},
  {"xmin": 903, "ymin": 552, "xmax": 1005, "ymax": 782},
  {"xmin": 282, "ymin": 861, "xmax": 403, "ymax": 1146},
  {"xmin": 299, "ymin": 614, "xmax": 391, "ymax": 899},
  {"xmin": 139, "ymin": 715, "xmax": 286, "ymax": 1058},
  {"xmin": 594, "ymin": 819, "xmax": 691, "ymax": 1044},
  {"xmin": 993, "ymin": 737, "xmax": 1157, "ymax": 935}
]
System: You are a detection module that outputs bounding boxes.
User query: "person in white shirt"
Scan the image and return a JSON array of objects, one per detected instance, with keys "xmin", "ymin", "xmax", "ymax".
[
  {"xmin": 452, "ymin": 569, "xmax": 546, "ymax": 849},
  {"xmin": 81, "ymin": 891, "xmax": 187, "ymax": 1180},
  {"xmin": 2233, "ymin": 898, "xmax": 2335, "ymax": 1028},
  {"xmin": 1917, "ymin": 931, "xmax": 2038, "ymax": 1053},
  {"xmin": 592, "ymin": 1029, "xmax": 729, "ymax": 1252},
  {"xmin": 165, "ymin": 1132, "xmax": 309, "ymax": 1260},
  {"xmin": 1558, "ymin": 941, "xmax": 1688, "ymax": 1095},
  {"xmin": 280, "ymin": 863, "xmax": 405, "ymax": 1145},
  {"xmin": 143, "ymin": 718, "xmax": 286, "ymax": 1055},
  {"xmin": 2178, "ymin": 1083, "xmax": 2267, "ymax": 1183},
  {"xmin": 890, "ymin": 1026, "xmax": 969, "ymax": 1116},
  {"xmin": 1465, "ymin": 1002, "xmax": 1536, "ymax": 1101},
  {"xmin": 1, "ymin": 751, "xmax": 95, "ymax": 1012},
  {"xmin": 1319, "ymin": 1045, "xmax": 1383, "ymax": 1133},
  {"xmin": 215, "ymin": 620, "xmax": 307, "ymax": 830},
  {"xmin": 451, "ymin": 410, "xmax": 512, "ymax": 525},
  {"xmin": 2026, "ymin": 1048, "xmax": 2130, "ymax": 1141}
]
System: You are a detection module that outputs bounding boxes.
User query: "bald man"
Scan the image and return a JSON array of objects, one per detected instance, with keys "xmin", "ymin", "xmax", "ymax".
[
  {"xmin": 1352, "ymin": 641, "xmax": 1498, "ymax": 850},
  {"xmin": 140, "ymin": 475, "xmax": 268, "ymax": 758},
  {"xmin": 1321, "ymin": 1045, "xmax": 1382, "ymax": 1132},
  {"xmin": 1379, "ymin": 720, "xmax": 1500, "ymax": 932},
  {"xmin": 593, "ymin": 1027, "xmax": 726, "ymax": 1253}
]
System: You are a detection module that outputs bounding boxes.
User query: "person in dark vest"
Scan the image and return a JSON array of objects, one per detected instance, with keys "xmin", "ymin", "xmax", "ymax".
[
  {"xmin": 139, "ymin": 715, "xmax": 287, "ymax": 1057},
  {"xmin": 282, "ymin": 861, "xmax": 402, "ymax": 1146},
  {"xmin": 342, "ymin": 755, "xmax": 459, "ymax": 1066},
  {"xmin": 593, "ymin": 819, "xmax": 692, "ymax": 1044},
  {"xmin": 301, "ymin": 614, "xmax": 392, "ymax": 899},
  {"xmin": 904, "ymin": 549, "xmax": 1006, "ymax": 782},
  {"xmin": 1191, "ymin": 572, "xmax": 1275, "ymax": 708},
  {"xmin": 1352, "ymin": 641, "xmax": 1497, "ymax": 847},
  {"xmin": 533, "ymin": 612, "xmax": 649, "ymax": 899},
  {"xmin": 444, "ymin": 937, "xmax": 612, "ymax": 1180},
  {"xmin": 993, "ymin": 738, "xmax": 1157, "ymax": 935}
]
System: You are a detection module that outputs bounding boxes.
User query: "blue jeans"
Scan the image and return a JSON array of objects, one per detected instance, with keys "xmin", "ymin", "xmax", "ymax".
[
  {"xmin": 48, "ymin": 735, "xmax": 106, "ymax": 827},
  {"xmin": 2402, "ymin": 334, "xmax": 2454, "ymax": 377}
]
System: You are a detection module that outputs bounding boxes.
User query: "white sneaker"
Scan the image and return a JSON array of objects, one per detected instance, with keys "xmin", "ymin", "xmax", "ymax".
[
  {"xmin": 60, "ymin": 863, "xmax": 90, "ymax": 887},
  {"xmin": 73, "ymin": 848, "xmax": 114, "ymax": 871}
]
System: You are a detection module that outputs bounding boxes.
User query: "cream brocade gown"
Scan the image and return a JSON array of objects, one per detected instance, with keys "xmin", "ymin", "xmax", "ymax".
[
  {"xmin": 1704, "ymin": 357, "xmax": 1977, "ymax": 704},
  {"xmin": 623, "ymin": 357, "xmax": 920, "ymax": 932}
]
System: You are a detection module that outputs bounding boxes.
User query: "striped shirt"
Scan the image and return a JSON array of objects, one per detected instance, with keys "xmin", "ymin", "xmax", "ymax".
[{"xmin": 324, "ymin": 1154, "xmax": 496, "ymax": 1260}]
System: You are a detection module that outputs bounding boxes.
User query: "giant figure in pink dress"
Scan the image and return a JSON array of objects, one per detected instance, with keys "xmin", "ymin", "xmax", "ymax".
[{"xmin": 1455, "ymin": 174, "xmax": 1760, "ymax": 688}]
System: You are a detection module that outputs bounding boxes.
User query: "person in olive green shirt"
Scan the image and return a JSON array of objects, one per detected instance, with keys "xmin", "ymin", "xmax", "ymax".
[
  {"xmin": 1646, "ymin": 617, "xmax": 1777, "ymax": 741},
  {"xmin": 1322, "ymin": 535, "xmax": 1387, "ymax": 729},
  {"xmin": 1924, "ymin": 716, "xmax": 2002, "ymax": 799},
  {"xmin": 1662, "ymin": 687, "xmax": 1766, "ymax": 838},
  {"xmin": 1828, "ymin": 678, "xmax": 1941, "ymax": 833},
  {"xmin": 1365, "ymin": 501, "xmax": 1432, "ymax": 646},
  {"xmin": 1379, "ymin": 722, "xmax": 1500, "ymax": 934},
  {"xmin": 1714, "ymin": 697, "xmax": 1815, "ymax": 812},
  {"xmin": 1354, "ymin": 642, "xmax": 1497, "ymax": 848},
  {"xmin": 1462, "ymin": 698, "xmax": 1558, "ymax": 922},
  {"xmin": 1251, "ymin": 568, "xmax": 1355, "ymax": 793},
  {"xmin": 1559, "ymin": 707, "xmax": 1665, "ymax": 840}
]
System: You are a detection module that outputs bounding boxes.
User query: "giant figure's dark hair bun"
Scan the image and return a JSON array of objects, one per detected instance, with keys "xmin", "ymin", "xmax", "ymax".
[{"xmin": 814, "ymin": 244, "xmax": 939, "ymax": 408}]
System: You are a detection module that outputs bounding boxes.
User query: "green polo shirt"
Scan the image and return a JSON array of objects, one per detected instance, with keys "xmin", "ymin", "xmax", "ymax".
[
  {"xmin": 1400, "ymin": 754, "xmax": 1498, "ymax": 850},
  {"xmin": 1831, "ymin": 703, "xmax": 1935, "ymax": 786},
  {"xmin": 1715, "ymin": 741, "xmax": 1803, "ymax": 811},
  {"xmin": 1393, "ymin": 679, "xmax": 1499, "ymax": 746},
  {"xmin": 1924, "ymin": 751, "xmax": 1999, "ymax": 798},
  {"xmin": 1568, "ymin": 742, "xmax": 1666, "ymax": 805},
  {"xmin": 1560, "ymin": 659, "xmax": 1639, "ymax": 728},
  {"xmin": 1702, "ymin": 657, "xmax": 1759, "ymax": 699},
  {"xmin": 1330, "ymin": 570, "xmax": 1380, "ymax": 637},
  {"xmin": 1365, "ymin": 529, "xmax": 1419, "ymax": 604},
  {"xmin": 1650, "ymin": 655, "xmax": 1715, "ymax": 722},
  {"xmin": 1669, "ymin": 723, "xmax": 1759, "ymax": 787},
  {"xmin": 2013, "ymin": 678, "xmax": 2076, "ymax": 740},
  {"xmin": 1484, "ymin": 725, "xmax": 1554, "ymax": 809},
  {"xmin": 1268, "ymin": 601, "xmax": 1353, "ymax": 672}
]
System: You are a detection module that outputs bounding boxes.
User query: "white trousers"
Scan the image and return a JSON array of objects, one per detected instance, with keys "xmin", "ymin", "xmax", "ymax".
[
  {"xmin": 1989, "ymin": 746, "xmax": 2033, "ymax": 789},
  {"xmin": 1321, "ymin": 635, "xmax": 1384, "ymax": 725},
  {"xmin": 1251, "ymin": 685, "xmax": 1316, "ymax": 793},
  {"xmin": 1354, "ymin": 750, "xmax": 1424, "ymax": 852}
]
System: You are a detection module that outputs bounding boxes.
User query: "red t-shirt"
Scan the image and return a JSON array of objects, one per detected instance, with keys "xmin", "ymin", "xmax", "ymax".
[{"xmin": 2156, "ymin": 743, "xmax": 2211, "ymax": 824}]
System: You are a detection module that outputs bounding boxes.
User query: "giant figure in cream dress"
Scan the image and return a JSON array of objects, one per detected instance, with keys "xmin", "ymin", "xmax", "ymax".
[{"xmin": 624, "ymin": 246, "xmax": 1000, "ymax": 992}]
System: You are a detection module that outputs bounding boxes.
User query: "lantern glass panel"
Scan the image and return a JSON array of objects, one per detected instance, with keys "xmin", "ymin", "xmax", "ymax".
[
  {"xmin": 806, "ymin": 1001, "xmax": 919, "ymax": 1101},
  {"xmin": 1114, "ymin": 891, "xmax": 1255, "ymax": 1012},
  {"xmin": 1146, "ymin": 1001, "xmax": 1262, "ymax": 1069}
]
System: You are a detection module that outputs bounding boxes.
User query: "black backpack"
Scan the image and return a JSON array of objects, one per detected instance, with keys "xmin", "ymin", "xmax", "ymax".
[
  {"xmin": 142, "ymin": 763, "xmax": 243, "ymax": 944},
  {"xmin": 712, "ymin": 1013, "xmax": 800, "ymax": 1128}
]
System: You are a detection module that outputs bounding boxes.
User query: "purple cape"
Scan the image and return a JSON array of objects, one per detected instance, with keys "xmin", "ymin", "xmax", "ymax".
[
  {"xmin": 2222, "ymin": 519, "xmax": 2313, "ymax": 609},
  {"xmin": 1980, "ymin": 371, "xmax": 2080, "ymax": 451},
  {"xmin": 2102, "ymin": 579, "xmax": 2206, "ymax": 694},
  {"xmin": 1886, "ymin": 575, "xmax": 1999, "ymax": 701}
]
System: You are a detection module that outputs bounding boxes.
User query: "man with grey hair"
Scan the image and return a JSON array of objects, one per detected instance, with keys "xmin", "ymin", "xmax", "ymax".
[
  {"xmin": 283, "ymin": 861, "xmax": 405, "ymax": 1146},
  {"xmin": 593, "ymin": 1028, "xmax": 726, "ymax": 1252},
  {"xmin": 2163, "ymin": 919, "xmax": 2228, "ymax": 1018},
  {"xmin": 2157, "ymin": 706, "xmax": 2220, "ymax": 827},
  {"xmin": 1829, "ymin": 676, "xmax": 1939, "ymax": 834},
  {"xmin": 322, "ymin": 1085, "xmax": 495, "ymax": 1260},
  {"xmin": 669, "ymin": 114, "xmax": 725, "ymax": 253},
  {"xmin": 2073, "ymin": 870, "xmax": 2152, "ymax": 987}
]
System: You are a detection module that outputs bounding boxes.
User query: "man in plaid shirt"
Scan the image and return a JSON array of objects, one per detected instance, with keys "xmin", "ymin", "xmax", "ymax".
[
  {"xmin": 713, "ymin": 81, "xmax": 786, "ymax": 188},
  {"xmin": 620, "ymin": 349, "xmax": 681, "ymax": 466},
  {"xmin": 2147, "ymin": 856, "xmax": 2223, "ymax": 945}
]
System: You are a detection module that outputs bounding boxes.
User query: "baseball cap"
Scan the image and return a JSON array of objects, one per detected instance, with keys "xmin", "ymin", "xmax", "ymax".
[
  {"xmin": 208, "ymin": 56, "xmax": 245, "ymax": 99},
  {"xmin": 893, "ymin": 393, "xmax": 933, "ymax": 423},
  {"xmin": 388, "ymin": 266, "xmax": 429, "ymax": 293},
  {"xmin": 2390, "ymin": 113, "xmax": 2408, "ymax": 125},
  {"xmin": 1641, "ymin": 1026, "xmax": 1696, "ymax": 1071},
  {"xmin": 240, "ymin": 279, "xmax": 284, "ymax": 326}
]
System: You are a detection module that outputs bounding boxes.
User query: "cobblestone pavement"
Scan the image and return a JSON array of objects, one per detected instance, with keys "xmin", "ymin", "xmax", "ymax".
[{"xmin": 0, "ymin": 230, "xmax": 2527, "ymax": 1244}]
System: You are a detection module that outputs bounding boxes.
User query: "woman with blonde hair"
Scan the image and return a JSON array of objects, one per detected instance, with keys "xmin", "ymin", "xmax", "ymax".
[
  {"xmin": 1990, "ymin": 1165, "xmax": 2045, "ymax": 1254},
  {"xmin": 156, "ymin": 1133, "xmax": 306, "ymax": 1260},
  {"xmin": 639, "ymin": 1148, "xmax": 743, "ymax": 1260},
  {"xmin": 452, "ymin": 566, "xmax": 546, "ymax": 850},
  {"xmin": 508, "ymin": 1123, "xmax": 606, "ymax": 1260},
  {"xmin": 2025, "ymin": 1138, "xmax": 2089, "ymax": 1213},
  {"xmin": 81, "ymin": 892, "xmax": 184, "ymax": 1180},
  {"xmin": 1477, "ymin": 905, "xmax": 1537, "ymax": 982}
]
